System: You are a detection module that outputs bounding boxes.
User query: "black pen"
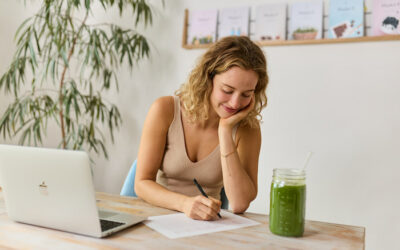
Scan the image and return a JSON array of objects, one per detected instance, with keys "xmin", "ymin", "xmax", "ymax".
[{"xmin": 193, "ymin": 178, "xmax": 222, "ymax": 218}]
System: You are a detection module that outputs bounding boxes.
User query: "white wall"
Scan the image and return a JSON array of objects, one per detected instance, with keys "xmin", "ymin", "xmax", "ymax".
[{"xmin": 1, "ymin": 0, "xmax": 399, "ymax": 249}]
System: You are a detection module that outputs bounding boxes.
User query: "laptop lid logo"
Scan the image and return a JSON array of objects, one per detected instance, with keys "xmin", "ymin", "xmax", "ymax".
[{"xmin": 39, "ymin": 181, "xmax": 48, "ymax": 195}]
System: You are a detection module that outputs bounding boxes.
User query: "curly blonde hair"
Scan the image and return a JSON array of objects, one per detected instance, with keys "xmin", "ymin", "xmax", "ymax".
[{"xmin": 176, "ymin": 36, "xmax": 268, "ymax": 128}]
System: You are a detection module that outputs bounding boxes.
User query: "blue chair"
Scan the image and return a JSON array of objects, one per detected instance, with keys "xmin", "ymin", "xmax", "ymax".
[
  {"xmin": 120, "ymin": 160, "xmax": 138, "ymax": 197},
  {"xmin": 120, "ymin": 160, "xmax": 229, "ymax": 209}
]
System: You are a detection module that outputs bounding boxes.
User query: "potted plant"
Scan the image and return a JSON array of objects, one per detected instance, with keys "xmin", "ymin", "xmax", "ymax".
[{"xmin": 0, "ymin": 0, "xmax": 155, "ymax": 158}]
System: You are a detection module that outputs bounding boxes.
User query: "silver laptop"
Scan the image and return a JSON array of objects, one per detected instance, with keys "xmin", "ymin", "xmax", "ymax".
[{"xmin": 0, "ymin": 144, "xmax": 146, "ymax": 238}]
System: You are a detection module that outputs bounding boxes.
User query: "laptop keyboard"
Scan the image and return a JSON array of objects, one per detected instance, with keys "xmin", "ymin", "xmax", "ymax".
[{"xmin": 100, "ymin": 219, "xmax": 125, "ymax": 232}]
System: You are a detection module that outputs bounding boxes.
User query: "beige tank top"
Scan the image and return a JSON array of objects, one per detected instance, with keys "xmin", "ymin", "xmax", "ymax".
[{"xmin": 156, "ymin": 96, "xmax": 237, "ymax": 200}]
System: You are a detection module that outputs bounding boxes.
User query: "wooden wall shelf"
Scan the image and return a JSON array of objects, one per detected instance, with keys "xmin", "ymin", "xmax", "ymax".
[{"xmin": 182, "ymin": 9, "xmax": 400, "ymax": 49}]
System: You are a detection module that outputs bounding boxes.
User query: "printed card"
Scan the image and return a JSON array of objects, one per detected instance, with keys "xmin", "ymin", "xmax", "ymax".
[
  {"xmin": 218, "ymin": 7, "xmax": 250, "ymax": 39},
  {"xmin": 255, "ymin": 3, "xmax": 287, "ymax": 41},
  {"xmin": 289, "ymin": 1, "xmax": 324, "ymax": 40},
  {"xmin": 372, "ymin": 0, "xmax": 400, "ymax": 36},
  {"xmin": 187, "ymin": 9, "xmax": 218, "ymax": 45},
  {"xmin": 329, "ymin": 0, "xmax": 364, "ymax": 38}
]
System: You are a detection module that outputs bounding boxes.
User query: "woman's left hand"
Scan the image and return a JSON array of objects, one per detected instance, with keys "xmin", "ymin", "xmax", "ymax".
[{"xmin": 219, "ymin": 96, "xmax": 255, "ymax": 130}]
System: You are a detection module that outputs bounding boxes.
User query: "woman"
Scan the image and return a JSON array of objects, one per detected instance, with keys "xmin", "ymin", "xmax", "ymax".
[{"xmin": 135, "ymin": 36, "xmax": 268, "ymax": 221}]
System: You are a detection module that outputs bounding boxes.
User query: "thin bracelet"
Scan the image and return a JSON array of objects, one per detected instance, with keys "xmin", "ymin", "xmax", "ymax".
[{"xmin": 221, "ymin": 150, "xmax": 235, "ymax": 158}]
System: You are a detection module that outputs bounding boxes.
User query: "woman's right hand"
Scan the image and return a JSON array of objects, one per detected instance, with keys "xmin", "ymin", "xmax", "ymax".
[{"xmin": 182, "ymin": 195, "xmax": 222, "ymax": 220}]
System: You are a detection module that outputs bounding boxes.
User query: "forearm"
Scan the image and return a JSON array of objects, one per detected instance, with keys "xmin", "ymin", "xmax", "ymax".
[
  {"xmin": 135, "ymin": 180, "xmax": 188, "ymax": 212},
  {"xmin": 219, "ymin": 128, "xmax": 257, "ymax": 213}
]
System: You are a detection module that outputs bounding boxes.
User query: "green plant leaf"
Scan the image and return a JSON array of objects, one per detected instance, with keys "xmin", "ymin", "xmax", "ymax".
[
  {"xmin": 28, "ymin": 41, "xmax": 37, "ymax": 68},
  {"xmin": 61, "ymin": 48, "xmax": 69, "ymax": 67},
  {"xmin": 33, "ymin": 28, "xmax": 41, "ymax": 55},
  {"xmin": 14, "ymin": 17, "xmax": 32, "ymax": 41}
]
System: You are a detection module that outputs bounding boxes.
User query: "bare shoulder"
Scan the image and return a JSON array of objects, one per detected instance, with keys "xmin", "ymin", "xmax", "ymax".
[
  {"xmin": 147, "ymin": 96, "xmax": 175, "ymax": 127},
  {"xmin": 151, "ymin": 96, "xmax": 175, "ymax": 113},
  {"xmin": 236, "ymin": 122, "xmax": 261, "ymax": 145}
]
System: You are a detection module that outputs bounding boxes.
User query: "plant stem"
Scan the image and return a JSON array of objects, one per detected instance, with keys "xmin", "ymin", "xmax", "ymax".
[{"xmin": 58, "ymin": 12, "xmax": 88, "ymax": 148}]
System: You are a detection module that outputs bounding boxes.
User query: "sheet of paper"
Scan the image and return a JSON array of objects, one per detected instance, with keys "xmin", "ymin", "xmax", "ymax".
[{"xmin": 143, "ymin": 210, "xmax": 260, "ymax": 239}]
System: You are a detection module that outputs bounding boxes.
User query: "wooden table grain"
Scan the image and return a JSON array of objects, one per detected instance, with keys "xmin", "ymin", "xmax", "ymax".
[{"xmin": 0, "ymin": 191, "xmax": 365, "ymax": 249}]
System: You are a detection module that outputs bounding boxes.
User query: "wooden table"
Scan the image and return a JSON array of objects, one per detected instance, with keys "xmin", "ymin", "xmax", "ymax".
[{"xmin": 0, "ymin": 190, "xmax": 365, "ymax": 249}]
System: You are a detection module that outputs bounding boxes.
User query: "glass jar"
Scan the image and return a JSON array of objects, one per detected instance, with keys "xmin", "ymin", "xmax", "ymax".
[{"xmin": 269, "ymin": 168, "xmax": 306, "ymax": 237}]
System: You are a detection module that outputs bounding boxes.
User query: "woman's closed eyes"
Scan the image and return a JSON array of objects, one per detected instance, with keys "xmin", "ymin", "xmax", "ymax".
[{"xmin": 222, "ymin": 88, "xmax": 252, "ymax": 98}]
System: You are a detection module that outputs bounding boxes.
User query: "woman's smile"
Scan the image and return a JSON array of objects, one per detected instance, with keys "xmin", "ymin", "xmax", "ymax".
[{"xmin": 221, "ymin": 104, "xmax": 238, "ymax": 114}]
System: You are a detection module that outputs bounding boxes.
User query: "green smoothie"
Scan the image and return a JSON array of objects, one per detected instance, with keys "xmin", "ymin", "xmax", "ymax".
[{"xmin": 269, "ymin": 183, "xmax": 306, "ymax": 237}]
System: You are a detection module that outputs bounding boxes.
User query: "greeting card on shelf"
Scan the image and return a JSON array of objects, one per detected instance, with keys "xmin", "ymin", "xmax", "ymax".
[
  {"xmin": 289, "ymin": 1, "xmax": 323, "ymax": 40},
  {"xmin": 187, "ymin": 9, "xmax": 218, "ymax": 45},
  {"xmin": 218, "ymin": 7, "xmax": 250, "ymax": 39},
  {"xmin": 329, "ymin": 0, "xmax": 364, "ymax": 38},
  {"xmin": 255, "ymin": 3, "xmax": 287, "ymax": 41},
  {"xmin": 372, "ymin": 0, "xmax": 400, "ymax": 36}
]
